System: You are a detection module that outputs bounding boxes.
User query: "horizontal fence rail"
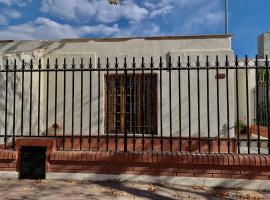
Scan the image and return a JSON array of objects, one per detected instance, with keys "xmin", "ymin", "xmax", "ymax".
[{"xmin": 0, "ymin": 55, "xmax": 269, "ymax": 155}]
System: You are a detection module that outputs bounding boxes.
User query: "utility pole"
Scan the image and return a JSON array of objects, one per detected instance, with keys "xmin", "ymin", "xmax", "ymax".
[{"xmin": 225, "ymin": 0, "xmax": 229, "ymax": 34}]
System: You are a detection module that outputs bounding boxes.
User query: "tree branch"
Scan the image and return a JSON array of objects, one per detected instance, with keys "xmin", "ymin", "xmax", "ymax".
[{"xmin": 107, "ymin": 0, "xmax": 122, "ymax": 5}]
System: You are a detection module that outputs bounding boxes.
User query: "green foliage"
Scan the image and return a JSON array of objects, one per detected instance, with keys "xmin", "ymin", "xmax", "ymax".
[{"xmin": 235, "ymin": 121, "xmax": 247, "ymax": 131}]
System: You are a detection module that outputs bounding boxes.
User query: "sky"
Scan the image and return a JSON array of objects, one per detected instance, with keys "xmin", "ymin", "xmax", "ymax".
[{"xmin": 0, "ymin": 0, "xmax": 269, "ymax": 57}]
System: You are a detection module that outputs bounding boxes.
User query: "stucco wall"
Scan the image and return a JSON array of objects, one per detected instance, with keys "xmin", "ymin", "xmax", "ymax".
[
  {"xmin": 258, "ymin": 32, "xmax": 270, "ymax": 57},
  {"xmin": 237, "ymin": 63, "xmax": 256, "ymax": 127},
  {"xmin": 0, "ymin": 51, "xmax": 44, "ymax": 143},
  {"xmin": 0, "ymin": 35, "xmax": 235, "ymax": 139},
  {"xmin": 42, "ymin": 36, "xmax": 234, "ymax": 138}
]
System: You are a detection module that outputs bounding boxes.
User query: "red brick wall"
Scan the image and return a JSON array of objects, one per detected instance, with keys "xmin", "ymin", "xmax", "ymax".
[
  {"xmin": 48, "ymin": 151, "xmax": 270, "ymax": 180},
  {"xmin": 0, "ymin": 138, "xmax": 270, "ymax": 180},
  {"xmin": 0, "ymin": 150, "xmax": 17, "ymax": 171},
  {"xmin": 250, "ymin": 125, "xmax": 269, "ymax": 138},
  {"xmin": 55, "ymin": 136, "xmax": 237, "ymax": 153}
]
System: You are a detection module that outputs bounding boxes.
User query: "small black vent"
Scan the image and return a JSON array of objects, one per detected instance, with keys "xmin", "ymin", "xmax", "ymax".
[{"xmin": 20, "ymin": 146, "xmax": 46, "ymax": 179}]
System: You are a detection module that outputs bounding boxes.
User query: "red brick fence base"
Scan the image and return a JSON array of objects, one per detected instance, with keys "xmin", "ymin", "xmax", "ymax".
[{"xmin": 1, "ymin": 138, "xmax": 270, "ymax": 181}]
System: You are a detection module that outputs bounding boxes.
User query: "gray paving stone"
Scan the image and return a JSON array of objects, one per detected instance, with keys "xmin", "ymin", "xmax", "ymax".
[{"xmin": 0, "ymin": 179, "xmax": 268, "ymax": 200}]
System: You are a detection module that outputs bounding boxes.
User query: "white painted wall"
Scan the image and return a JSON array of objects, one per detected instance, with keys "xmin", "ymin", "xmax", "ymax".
[
  {"xmin": 237, "ymin": 61, "xmax": 256, "ymax": 127},
  {"xmin": 258, "ymin": 32, "xmax": 270, "ymax": 57},
  {"xmin": 0, "ymin": 51, "xmax": 44, "ymax": 141},
  {"xmin": 0, "ymin": 35, "xmax": 235, "ymax": 139}
]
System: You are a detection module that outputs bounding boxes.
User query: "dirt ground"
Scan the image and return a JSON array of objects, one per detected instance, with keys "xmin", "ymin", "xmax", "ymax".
[{"xmin": 0, "ymin": 179, "xmax": 269, "ymax": 200}]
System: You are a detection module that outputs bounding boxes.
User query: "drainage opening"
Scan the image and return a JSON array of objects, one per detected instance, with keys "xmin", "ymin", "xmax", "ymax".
[{"xmin": 20, "ymin": 146, "xmax": 46, "ymax": 180}]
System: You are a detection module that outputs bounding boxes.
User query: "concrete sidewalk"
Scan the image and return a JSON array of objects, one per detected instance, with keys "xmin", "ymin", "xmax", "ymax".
[{"xmin": 0, "ymin": 179, "xmax": 268, "ymax": 200}]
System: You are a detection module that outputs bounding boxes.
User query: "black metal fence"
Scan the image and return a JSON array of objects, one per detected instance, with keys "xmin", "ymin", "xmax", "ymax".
[
  {"xmin": 0, "ymin": 55, "xmax": 269, "ymax": 155},
  {"xmin": 255, "ymin": 71, "xmax": 270, "ymax": 127}
]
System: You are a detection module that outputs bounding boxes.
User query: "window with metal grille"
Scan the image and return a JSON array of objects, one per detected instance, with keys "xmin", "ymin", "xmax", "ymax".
[{"xmin": 105, "ymin": 74, "xmax": 157, "ymax": 135}]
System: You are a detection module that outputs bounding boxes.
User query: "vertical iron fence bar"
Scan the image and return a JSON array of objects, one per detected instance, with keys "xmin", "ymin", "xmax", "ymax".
[
  {"xmin": 206, "ymin": 56, "xmax": 211, "ymax": 153},
  {"xmin": 150, "ymin": 57, "xmax": 154, "ymax": 151},
  {"xmin": 29, "ymin": 59, "xmax": 33, "ymax": 136},
  {"xmin": 124, "ymin": 58, "xmax": 128, "ymax": 152},
  {"xmin": 97, "ymin": 58, "xmax": 101, "ymax": 151},
  {"xmin": 4, "ymin": 60, "xmax": 8, "ymax": 148},
  {"xmin": 187, "ymin": 56, "xmax": 192, "ymax": 152},
  {"xmin": 235, "ymin": 55, "xmax": 240, "ymax": 153},
  {"xmin": 63, "ymin": 58, "xmax": 67, "ymax": 150},
  {"xmin": 178, "ymin": 56, "xmax": 182, "ymax": 152},
  {"xmin": 261, "ymin": 86, "xmax": 264, "ymax": 126},
  {"xmin": 46, "ymin": 59, "xmax": 50, "ymax": 136},
  {"xmin": 132, "ymin": 57, "xmax": 136, "ymax": 151},
  {"xmin": 264, "ymin": 84, "xmax": 266, "ymax": 127},
  {"xmin": 216, "ymin": 56, "xmax": 220, "ymax": 153},
  {"xmin": 168, "ymin": 56, "xmax": 173, "ymax": 152},
  {"xmin": 21, "ymin": 60, "xmax": 25, "ymax": 137},
  {"xmin": 245, "ymin": 55, "xmax": 250, "ymax": 154},
  {"xmin": 141, "ymin": 57, "xmax": 145, "ymax": 151},
  {"xmin": 255, "ymin": 55, "xmax": 261, "ymax": 154},
  {"xmin": 197, "ymin": 56, "xmax": 201, "ymax": 153},
  {"xmin": 71, "ymin": 58, "xmax": 75, "ymax": 150},
  {"xmin": 266, "ymin": 55, "xmax": 270, "ymax": 154},
  {"xmin": 129, "ymin": 66, "xmax": 132, "ymax": 150},
  {"xmin": 12, "ymin": 60, "xmax": 16, "ymax": 148},
  {"xmin": 115, "ymin": 58, "xmax": 118, "ymax": 151},
  {"xmin": 38, "ymin": 59, "xmax": 41, "ymax": 137},
  {"xmin": 225, "ymin": 56, "xmax": 230, "ymax": 153},
  {"xmin": 54, "ymin": 59, "xmax": 58, "ymax": 136},
  {"xmin": 106, "ymin": 58, "xmax": 109, "ymax": 151},
  {"xmin": 89, "ymin": 58, "xmax": 92, "ymax": 150},
  {"xmin": 159, "ymin": 57, "xmax": 163, "ymax": 152},
  {"xmin": 129, "ymin": 65, "xmax": 132, "ymax": 149},
  {"xmin": 80, "ymin": 58, "xmax": 84, "ymax": 150}
]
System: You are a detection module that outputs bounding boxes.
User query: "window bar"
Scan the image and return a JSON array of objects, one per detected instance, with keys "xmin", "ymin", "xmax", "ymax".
[
  {"xmin": 245, "ymin": 55, "xmax": 250, "ymax": 154},
  {"xmin": 132, "ymin": 57, "xmax": 136, "ymax": 151},
  {"xmin": 168, "ymin": 56, "xmax": 173, "ymax": 152},
  {"xmin": 106, "ymin": 58, "xmax": 109, "ymax": 151},
  {"xmin": 21, "ymin": 60, "xmax": 25, "ymax": 137},
  {"xmin": 266, "ymin": 55, "xmax": 270, "ymax": 155},
  {"xmin": 124, "ymin": 58, "xmax": 128, "ymax": 152},
  {"xmin": 12, "ymin": 59, "xmax": 17, "ymax": 148},
  {"xmin": 97, "ymin": 58, "xmax": 101, "ymax": 151},
  {"xmin": 141, "ymin": 57, "xmax": 145, "ymax": 151},
  {"xmin": 197, "ymin": 56, "xmax": 201, "ymax": 153},
  {"xmin": 29, "ymin": 59, "xmax": 33, "ymax": 137},
  {"xmin": 206, "ymin": 56, "xmax": 211, "ymax": 153},
  {"xmin": 4, "ymin": 59, "xmax": 8, "ymax": 149},
  {"xmin": 38, "ymin": 59, "xmax": 41, "ymax": 137},
  {"xmin": 225, "ymin": 56, "xmax": 231, "ymax": 154},
  {"xmin": 46, "ymin": 59, "xmax": 50, "ymax": 136},
  {"xmin": 187, "ymin": 56, "xmax": 192, "ymax": 152},
  {"xmin": 150, "ymin": 57, "xmax": 154, "ymax": 151},
  {"xmin": 80, "ymin": 58, "xmax": 84, "ymax": 150},
  {"xmin": 178, "ymin": 56, "xmax": 182, "ymax": 152},
  {"xmin": 54, "ymin": 59, "xmax": 58, "ymax": 137},
  {"xmin": 235, "ymin": 55, "xmax": 240, "ymax": 153},
  {"xmin": 216, "ymin": 56, "xmax": 221, "ymax": 153},
  {"xmin": 255, "ymin": 55, "xmax": 261, "ymax": 154},
  {"xmin": 159, "ymin": 57, "xmax": 163, "ymax": 152},
  {"xmin": 71, "ymin": 58, "xmax": 75, "ymax": 150},
  {"xmin": 115, "ymin": 57, "xmax": 118, "ymax": 151},
  {"xmin": 89, "ymin": 58, "xmax": 92, "ymax": 150},
  {"xmin": 63, "ymin": 58, "xmax": 67, "ymax": 150}
]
